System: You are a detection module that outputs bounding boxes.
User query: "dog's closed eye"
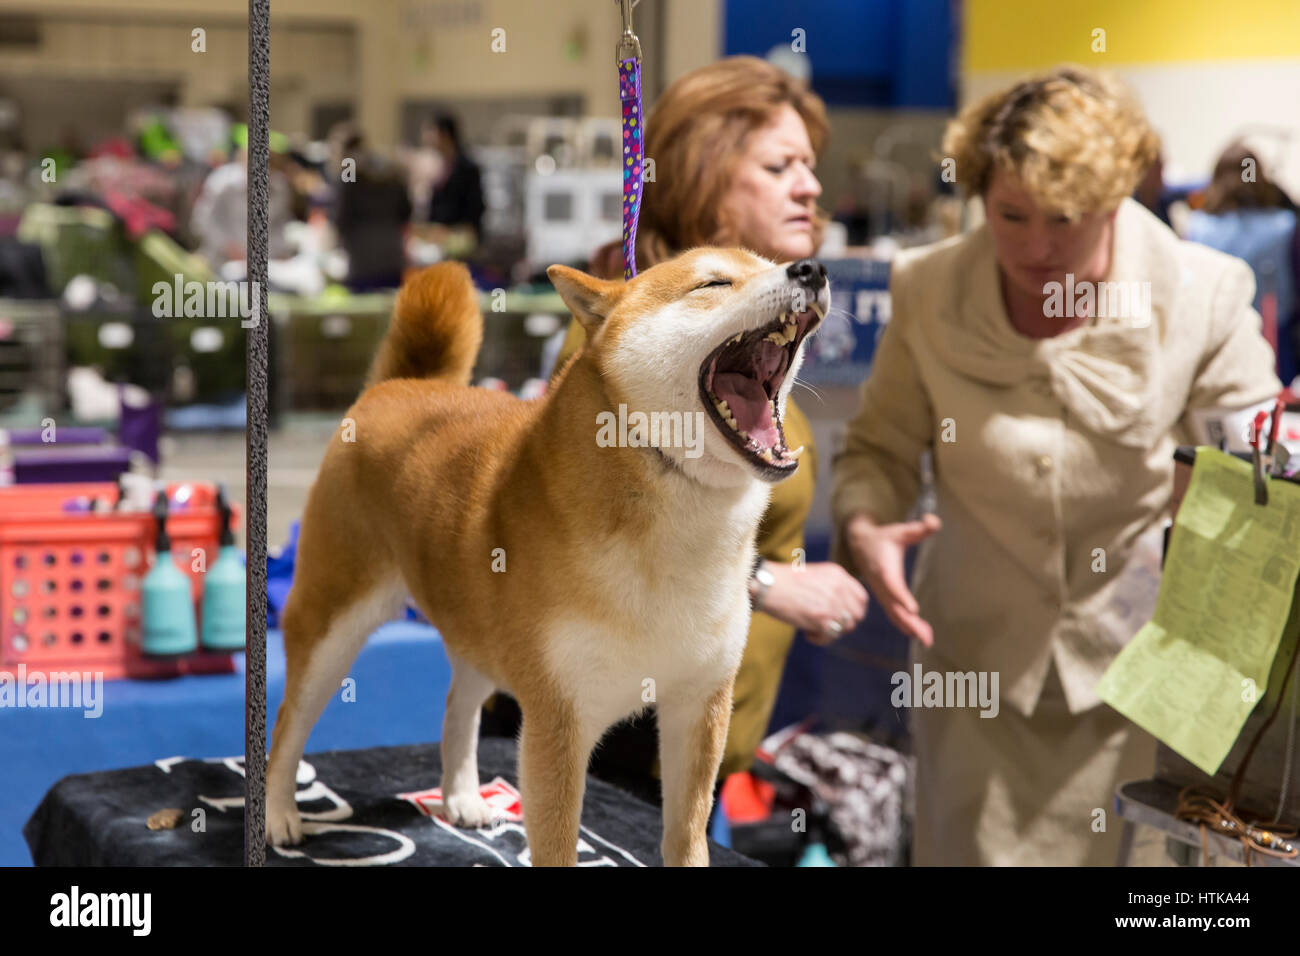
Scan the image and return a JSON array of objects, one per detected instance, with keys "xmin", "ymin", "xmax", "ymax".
[{"xmin": 693, "ymin": 278, "xmax": 733, "ymax": 291}]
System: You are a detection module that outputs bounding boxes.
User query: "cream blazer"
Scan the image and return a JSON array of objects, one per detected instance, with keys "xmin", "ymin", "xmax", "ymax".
[{"xmin": 831, "ymin": 198, "xmax": 1282, "ymax": 718}]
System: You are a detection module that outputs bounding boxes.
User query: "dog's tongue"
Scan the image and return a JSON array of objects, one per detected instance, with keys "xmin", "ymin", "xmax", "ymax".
[
  {"xmin": 712, "ymin": 339, "xmax": 787, "ymax": 449},
  {"xmin": 713, "ymin": 372, "xmax": 780, "ymax": 448}
]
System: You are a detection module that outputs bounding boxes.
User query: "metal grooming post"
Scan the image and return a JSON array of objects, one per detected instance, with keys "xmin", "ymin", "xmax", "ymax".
[{"xmin": 244, "ymin": 0, "xmax": 270, "ymax": 867}]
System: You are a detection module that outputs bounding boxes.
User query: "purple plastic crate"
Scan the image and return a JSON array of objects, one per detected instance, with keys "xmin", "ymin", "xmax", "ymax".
[
  {"xmin": 3, "ymin": 427, "xmax": 108, "ymax": 446},
  {"xmin": 13, "ymin": 447, "xmax": 131, "ymax": 484}
]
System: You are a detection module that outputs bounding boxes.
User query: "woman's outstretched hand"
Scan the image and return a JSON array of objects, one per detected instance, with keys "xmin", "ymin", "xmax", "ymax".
[{"xmin": 843, "ymin": 512, "xmax": 942, "ymax": 647}]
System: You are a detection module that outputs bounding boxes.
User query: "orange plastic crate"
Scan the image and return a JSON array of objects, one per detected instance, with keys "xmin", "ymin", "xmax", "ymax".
[{"xmin": 0, "ymin": 482, "xmax": 240, "ymax": 680}]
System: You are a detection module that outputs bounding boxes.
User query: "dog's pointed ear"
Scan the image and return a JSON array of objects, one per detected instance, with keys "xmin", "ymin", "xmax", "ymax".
[{"xmin": 547, "ymin": 265, "xmax": 622, "ymax": 331}]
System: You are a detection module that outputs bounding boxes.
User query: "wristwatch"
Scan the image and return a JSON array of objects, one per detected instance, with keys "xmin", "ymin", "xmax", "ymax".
[{"xmin": 749, "ymin": 555, "xmax": 775, "ymax": 611}]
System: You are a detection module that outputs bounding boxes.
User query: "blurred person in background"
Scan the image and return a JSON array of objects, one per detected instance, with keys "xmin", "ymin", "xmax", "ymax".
[
  {"xmin": 1200, "ymin": 142, "xmax": 1299, "ymax": 215},
  {"xmin": 484, "ymin": 56, "xmax": 868, "ymax": 807},
  {"xmin": 1183, "ymin": 142, "xmax": 1299, "ymax": 388},
  {"xmin": 1132, "ymin": 151, "xmax": 1171, "ymax": 227},
  {"xmin": 403, "ymin": 120, "xmax": 448, "ymax": 222},
  {"xmin": 190, "ymin": 128, "xmax": 293, "ymax": 265},
  {"xmin": 426, "ymin": 112, "xmax": 484, "ymax": 240},
  {"xmin": 832, "ymin": 65, "xmax": 1281, "ymax": 866},
  {"xmin": 334, "ymin": 131, "xmax": 412, "ymax": 291}
]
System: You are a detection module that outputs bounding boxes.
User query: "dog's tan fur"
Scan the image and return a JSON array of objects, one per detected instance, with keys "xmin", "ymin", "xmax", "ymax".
[{"xmin": 266, "ymin": 249, "xmax": 823, "ymax": 865}]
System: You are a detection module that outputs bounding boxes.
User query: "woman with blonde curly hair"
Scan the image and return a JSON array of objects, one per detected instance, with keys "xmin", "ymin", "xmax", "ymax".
[
  {"xmin": 486, "ymin": 56, "xmax": 868, "ymax": 807},
  {"xmin": 832, "ymin": 65, "xmax": 1281, "ymax": 865}
]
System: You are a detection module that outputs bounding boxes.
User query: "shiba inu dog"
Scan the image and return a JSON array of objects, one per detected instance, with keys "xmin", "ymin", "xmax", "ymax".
[{"xmin": 266, "ymin": 248, "xmax": 827, "ymax": 866}]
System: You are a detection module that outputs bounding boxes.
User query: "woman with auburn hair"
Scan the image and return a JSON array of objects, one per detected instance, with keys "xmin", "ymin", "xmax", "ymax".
[
  {"xmin": 485, "ymin": 55, "xmax": 868, "ymax": 807},
  {"xmin": 832, "ymin": 64, "xmax": 1282, "ymax": 865},
  {"xmin": 604, "ymin": 55, "xmax": 832, "ymax": 266}
]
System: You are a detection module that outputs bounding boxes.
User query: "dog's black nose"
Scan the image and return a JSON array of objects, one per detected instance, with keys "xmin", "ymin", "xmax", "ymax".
[{"xmin": 786, "ymin": 258, "xmax": 827, "ymax": 291}]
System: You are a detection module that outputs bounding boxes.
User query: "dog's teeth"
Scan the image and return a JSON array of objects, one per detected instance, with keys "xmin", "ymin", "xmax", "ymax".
[
  {"xmin": 765, "ymin": 331, "xmax": 784, "ymax": 345},
  {"xmin": 782, "ymin": 323, "xmax": 797, "ymax": 343},
  {"xmin": 812, "ymin": 303, "xmax": 826, "ymax": 320},
  {"xmin": 788, "ymin": 445, "xmax": 805, "ymax": 460},
  {"xmin": 730, "ymin": 332, "xmax": 742, "ymax": 344}
]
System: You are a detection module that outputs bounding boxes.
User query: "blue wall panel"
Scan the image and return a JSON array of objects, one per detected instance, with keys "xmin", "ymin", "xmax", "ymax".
[{"xmin": 723, "ymin": 0, "xmax": 955, "ymax": 109}]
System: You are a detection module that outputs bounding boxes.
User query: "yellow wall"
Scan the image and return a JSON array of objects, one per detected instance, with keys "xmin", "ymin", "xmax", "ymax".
[{"xmin": 965, "ymin": 0, "xmax": 1300, "ymax": 71}]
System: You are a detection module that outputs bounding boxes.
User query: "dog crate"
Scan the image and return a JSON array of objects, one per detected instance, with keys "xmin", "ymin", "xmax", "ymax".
[
  {"xmin": 16, "ymin": 204, "xmax": 136, "ymax": 298},
  {"xmin": 0, "ymin": 299, "xmax": 63, "ymax": 416},
  {"xmin": 276, "ymin": 290, "xmax": 568, "ymax": 409},
  {"xmin": 0, "ymin": 481, "xmax": 239, "ymax": 680},
  {"xmin": 64, "ymin": 306, "xmax": 249, "ymax": 408}
]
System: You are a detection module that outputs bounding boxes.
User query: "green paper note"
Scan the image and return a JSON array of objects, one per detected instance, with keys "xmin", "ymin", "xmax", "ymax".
[{"xmin": 1097, "ymin": 448, "xmax": 1300, "ymax": 775}]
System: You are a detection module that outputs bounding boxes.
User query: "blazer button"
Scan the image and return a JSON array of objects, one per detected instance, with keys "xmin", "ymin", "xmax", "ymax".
[{"xmin": 1034, "ymin": 454, "xmax": 1054, "ymax": 476}]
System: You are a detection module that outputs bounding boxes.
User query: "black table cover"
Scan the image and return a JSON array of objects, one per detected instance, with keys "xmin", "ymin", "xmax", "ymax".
[{"xmin": 24, "ymin": 737, "xmax": 759, "ymax": 867}]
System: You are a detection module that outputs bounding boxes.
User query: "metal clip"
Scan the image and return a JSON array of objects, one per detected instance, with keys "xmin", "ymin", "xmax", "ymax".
[
  {"xmin": 616, "ymin": 0, "xmax": 643, "ymax": 64},
  {"xmin": 1265, "ymin": 396, "xmax": 1291, "ymax": 477},
  {"xmin": 1252, "ymin": 409, "xmax": 1270, "ymax": 505}
]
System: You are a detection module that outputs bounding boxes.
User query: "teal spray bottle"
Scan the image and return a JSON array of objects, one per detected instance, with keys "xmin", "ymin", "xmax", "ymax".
[
  {"xmin": 201, "ymin": 485, "xmax": 246, "ymax": 650},
  {"xmin": 797, "ymin": 800, "xmax": 838, "ymax": 867},
  {"xmin": 141, "ymin": 489, "xmax": 199, "ymax": 655}
]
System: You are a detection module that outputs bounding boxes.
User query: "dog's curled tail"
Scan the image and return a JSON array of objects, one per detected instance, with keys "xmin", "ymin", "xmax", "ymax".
[{"xmin": 366, "ymin": 262, "xmax": 483, "ymax": 387}]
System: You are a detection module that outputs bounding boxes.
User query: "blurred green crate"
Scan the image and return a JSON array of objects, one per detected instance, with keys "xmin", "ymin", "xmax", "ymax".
[
  {"xmin": 134, "ymin": 231, "xmax": 215, "ymax": 306},
  {"xmin": 273, "ymin": 289, "xmax": 569, "ymax": 410},
  {"xmin": 17, "ymin": 204, "xmax": 135, "ymax": 296},
  {"xmin": 0, "ymin": 300, "xmax": 62, "ymax": 418},
  {"xmin": 18, "ymin": 205, "xmax": 216, "ymax": 307},
  {"xmin": 281, "ymin": 308, "xmax": 390, "ymax": 410},
  {"xmin": 65, "ymin": 311, "xmax": 246, "ymax": 406}
]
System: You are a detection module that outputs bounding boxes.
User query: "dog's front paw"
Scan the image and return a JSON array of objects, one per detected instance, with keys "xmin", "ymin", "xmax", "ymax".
[
  {"xmin": 266, "ymin": 800, "xmax": 304, "ymax": 847},
  {"xmin": 441, "ymin": 792, "xmax": 498, "ymax": 828}
]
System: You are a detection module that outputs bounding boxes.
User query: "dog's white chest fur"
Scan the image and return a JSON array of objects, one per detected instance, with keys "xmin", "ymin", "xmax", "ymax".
[{"xmin": 542, "ymin": 478, "xmax": 769, "ymax": 733}]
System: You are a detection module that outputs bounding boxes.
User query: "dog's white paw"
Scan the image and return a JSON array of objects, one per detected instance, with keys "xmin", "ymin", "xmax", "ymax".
[
  {"xmin": 441, "ymin": 792, "xmax": 497, "ymax": 828},
  {"xmin": 266, "ymin": 800, "xmax": 303, "ymax": 847}
]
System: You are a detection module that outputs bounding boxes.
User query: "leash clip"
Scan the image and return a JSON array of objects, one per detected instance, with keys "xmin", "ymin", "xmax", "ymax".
[{"xmin": 616, "ymin": 0, "xmax": 643, "ymax": 64}]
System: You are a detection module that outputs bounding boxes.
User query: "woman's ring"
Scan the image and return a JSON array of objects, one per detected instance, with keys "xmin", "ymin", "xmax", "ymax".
[{"xmin": 825, "ymin": 620, "xmax": 844, "ymax": 637}]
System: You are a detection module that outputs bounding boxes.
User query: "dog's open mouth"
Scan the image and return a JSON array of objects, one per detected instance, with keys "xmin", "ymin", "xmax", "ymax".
[{"xmin": 699, "ymin": 304, "xmax": 823, "ymax": 477}]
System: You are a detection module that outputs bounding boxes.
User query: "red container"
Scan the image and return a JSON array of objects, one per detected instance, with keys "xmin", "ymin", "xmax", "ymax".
[{"xmin": 0, "ymin": 481, "xmax": 240, "ymax": 680}]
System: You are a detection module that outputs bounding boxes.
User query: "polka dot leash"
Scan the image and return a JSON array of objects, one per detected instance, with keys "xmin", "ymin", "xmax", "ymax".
[{"xmin": 619, "ymin": 56, "xmax": 643, "ymax": 281}]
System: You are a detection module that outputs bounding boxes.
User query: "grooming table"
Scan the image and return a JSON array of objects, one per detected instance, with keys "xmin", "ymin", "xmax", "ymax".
[{"xmin": 24, "ymin": 737, "xmax": 758, "ymax": 867}]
